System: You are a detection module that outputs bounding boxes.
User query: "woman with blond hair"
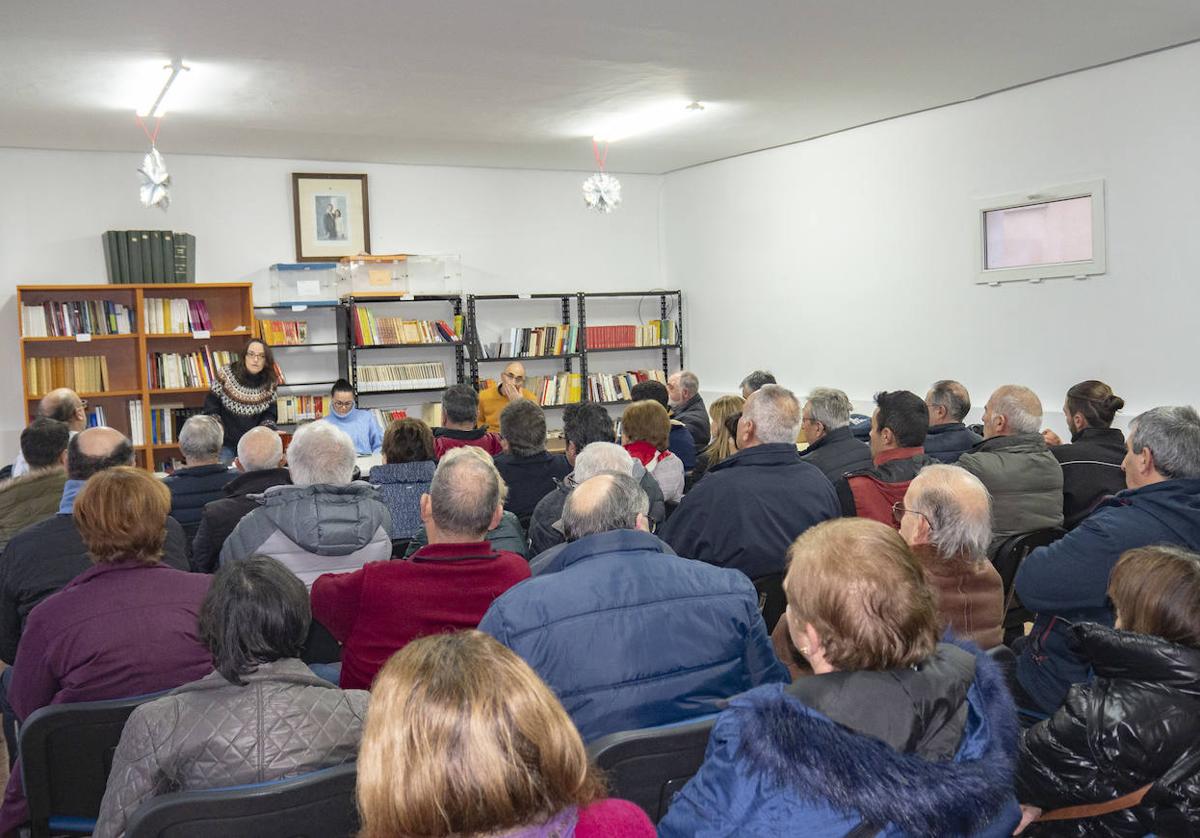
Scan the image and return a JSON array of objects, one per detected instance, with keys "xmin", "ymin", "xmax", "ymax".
[
  {"xmin": 620, "ymin": 400, "xmax": 684, "ymax": 503},
  {"xmin": 357, "ymin": 630, "xmax": 654, "ymax": 837},
  {"xmin": 690, "ymin": 394, "xmax": 744, "ymax": 485},
  {"xmin": 659, "ymin": 518, "xmax": 1020, "ymax": 837}
]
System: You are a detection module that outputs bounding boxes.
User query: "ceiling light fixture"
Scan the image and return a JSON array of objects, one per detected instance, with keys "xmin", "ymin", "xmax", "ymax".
[
  {"xmin": 136, "ymin": 61, "xmax": 190, "ymax": 119},
  {"xmin": 592, "ymin": 100, "xmax": 706, "ymax": 143}
]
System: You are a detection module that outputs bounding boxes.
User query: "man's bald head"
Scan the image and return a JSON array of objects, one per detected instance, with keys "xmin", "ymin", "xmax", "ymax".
[
  {"xmin": 67, "ymin": 427, "xmax": 134, "ymax": 481},
  {"xmin": 503, "ymin": 361, "xmax": 526, "ymax": 379},
  {"xmin": 236, "ymin": 426, "xmax": 284, "ymax": 472},
  {"xmin": 39, "ymin": 388, "xmax": 86, "ymax": 431},
  {"xmin": 983, "ymin": 385, "xmax": 1043, "ymax": 438},
  {"xmin": 562, "ymin": 472, "xmax": 649, "ymax": 541},
  {"xmin": 427, "ymin": 451, "xmax": 502, "ymax": 540},
  {"xmin": 904, "ymin": 464, "xmax": 992, "ymax": 560}
]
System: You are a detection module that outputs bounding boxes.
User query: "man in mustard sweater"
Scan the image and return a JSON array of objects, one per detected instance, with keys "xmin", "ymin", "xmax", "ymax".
[{"xmin": 477, "ymin": 362, "xmax": 535, "ymax": 433}]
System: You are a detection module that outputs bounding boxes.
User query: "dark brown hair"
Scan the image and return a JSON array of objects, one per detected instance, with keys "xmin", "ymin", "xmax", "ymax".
[
  {"xmin": 1065, "ymin": 380, "xmax": 1124, "ymax": 429},
  {"xmin": 232, "ymin": 338, "xmax": 279, "ymax": 388},
  {"xmin": 1109, "ymin": 545, "xmax": 1200, "ymax": 649},
  {"xmin": 383, "ymin": 418, "xmax": 434, "ymax": 464},
  {"xmin": 73, "ymin": 466, "xmax": 170, "ymax": 566}
]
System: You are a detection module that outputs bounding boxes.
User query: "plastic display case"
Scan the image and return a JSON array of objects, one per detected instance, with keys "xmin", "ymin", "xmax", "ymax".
[
  {"xmin": 339, "ymin": 254, "xmax": 462, "ymax": 297},
  {"xmin": 269, "ymin": 263, "xmax": 340, "ymax": 306}
]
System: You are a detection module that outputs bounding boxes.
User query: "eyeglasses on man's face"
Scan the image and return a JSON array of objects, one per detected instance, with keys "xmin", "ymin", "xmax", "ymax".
[{"xmin": 891, "ymin": 501, "xmax": 932, "ymax": 527}]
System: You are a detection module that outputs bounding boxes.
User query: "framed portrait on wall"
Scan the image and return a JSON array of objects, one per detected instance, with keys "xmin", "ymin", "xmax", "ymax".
[{"xmin": 292, "ymin": 172, "xmax": 371, "ymax": 262}]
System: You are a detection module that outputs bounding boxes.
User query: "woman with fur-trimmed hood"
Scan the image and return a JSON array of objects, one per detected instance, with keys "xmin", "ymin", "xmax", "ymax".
[{"xmin": 658, "ymin": 518, "xmax": 1021, "ymax": 838}]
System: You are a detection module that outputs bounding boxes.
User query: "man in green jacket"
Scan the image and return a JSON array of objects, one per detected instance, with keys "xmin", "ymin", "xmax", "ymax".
[{"xmin": 0, "ymin": 419, "xmax": 69, "ymax": 551}]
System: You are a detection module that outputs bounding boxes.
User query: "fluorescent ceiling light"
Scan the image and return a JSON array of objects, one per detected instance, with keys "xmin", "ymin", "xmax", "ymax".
[
  {"xmin": 592, "ymin": 100, "xmax": 706, "ymax": 143},
  {"xmin": 136, "ymin": 61, "xmax": 190, "ymax": 118}
]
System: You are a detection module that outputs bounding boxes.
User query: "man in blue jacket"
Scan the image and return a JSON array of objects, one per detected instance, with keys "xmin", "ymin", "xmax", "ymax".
[
  {"xmin": 479, "ymin": 472, "xmax": 788, "ymax": 742},
  {"xmin": 661, "ymin": 383, "xmax": 840, "ymax": 579},
  {"xmin": 1014, "ymin": 405, "xmax": 1200, "ymax": 716}
]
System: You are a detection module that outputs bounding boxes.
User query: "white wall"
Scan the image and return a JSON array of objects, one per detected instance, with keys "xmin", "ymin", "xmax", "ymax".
[
  {"xmin": 665, "ymin": 42, "xmax": 1200, "ymax": 440},
  {"xmin": 0, "ymin": 149, "xmax": 663, "ymax": 449}
]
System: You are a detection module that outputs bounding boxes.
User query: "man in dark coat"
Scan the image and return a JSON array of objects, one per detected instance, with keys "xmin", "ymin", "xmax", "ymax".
[
  {"xmin": 667, "ymin": 370, "xmax": 710, "ymax": 449},
  {"xmin": 1013, "ymin": 405, "xmax": 1200, "ymax": 716},
  {"xmin": 798, "ymin": 387, "xmax": 872, "ymax": 483},
  {"xmin": 493, "ymin": 400, "xmax": 570, "ymax": 528},
  {"xmin": 924, "ymin": 379, "xmax": 983, "ymax": 463},
  {"xmin": 191, "ymin": 427, "xmax": 291, "ymax": 573},
  {"xmin": 661, "ymin": 384, "xmax": 839, "ymax": 580},
  {"xmin": 164, "ymin": 415, "xmax": 236, "ymax": 547}
]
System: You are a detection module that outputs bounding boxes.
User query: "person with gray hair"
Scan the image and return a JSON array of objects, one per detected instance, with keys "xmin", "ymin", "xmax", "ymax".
[
  {"xmin": 10, "ymin": 387, "xmax": 88, "ymax": 479},
  {"xmin": 958, "ymin": 385, "xmax": 1063, "ymax": 553},
  {"xmin": 924, "ymin": 380, "xmax": 983, "ymax": 463},
  {"xmin": 739, "ymin": 370, "xmax": 777, "ymax": 399},
  {"xmin": 219, "ymin": 421, "xmax": 391, "ymax": 589},
  {"xmin": 495, "ymin": 400, "xmax": 570, "ymax": 528},
  {"xmin": 1013, "ymin": 404, "xmax": 1200, "ymax": 715},
  {"xmin": 191, "ymin": 426, "xmax": 291, "ymax": 574},
  {"xmin": 668, "ymin": 370, "xmax": 710, "ymax": 448},
  {"xmin": 480, "ymin": 471, "xmax": 787, "ymax": 741},
  {"xmin": 311, "ymin": 449, "xmax": 530, "ymax": 691},
  {"xmin": 898, "ymin": 465, "xmax": 1003, "ymax": 649},
  {"xmin": 660, "ymin": 384, "xmax": 840, "ymax": 579},
  {"xmin": 799, "ymin": 387, "xmax": 872, "ymax": 483},
  {"xmin": 163, "ymin": 415, "xmax": 236, "ymax": 546}
]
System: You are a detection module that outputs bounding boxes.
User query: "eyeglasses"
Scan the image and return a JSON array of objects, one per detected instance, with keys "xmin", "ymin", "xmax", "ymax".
[
  {"xmin": 800, "ymin": 416, "xmax": 821, "ymax": 426},
  {"xmin": 245, "ymin": 351, "xmax": 267, "ymax": 360},
  {"xmin": 332, "ymin": 400, "xmax": 355, "ymax": 409},
  {"xmin": 79, "ymin": 399, "xmax": 88, "ymax": 410},
  {"xmin": 891, "ymin": 501, "xmax": 932, "ymax": 526}
]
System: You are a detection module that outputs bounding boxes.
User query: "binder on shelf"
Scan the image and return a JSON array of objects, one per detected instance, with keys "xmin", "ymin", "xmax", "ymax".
[{"xmin": 101, "ymin": 231, "xmax": 196, "ymax": 283}]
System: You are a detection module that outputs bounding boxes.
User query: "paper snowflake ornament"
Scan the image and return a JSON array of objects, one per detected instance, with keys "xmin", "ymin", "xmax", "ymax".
[
  {"xmin": 138, "ymin": 147, "xmax": 171, "ymax": 211},
  {"xmin": 582, "ymin": 172, "xmax": 621, "ymax": 213}
]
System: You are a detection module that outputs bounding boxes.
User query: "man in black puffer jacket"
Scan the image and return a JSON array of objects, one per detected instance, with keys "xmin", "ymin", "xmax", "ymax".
[{"xmin": 798, "ymin": 387, "xmax": 872, "ymax": 483}]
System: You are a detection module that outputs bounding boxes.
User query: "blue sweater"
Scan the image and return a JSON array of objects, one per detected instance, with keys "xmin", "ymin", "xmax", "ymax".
[{"xmin": 321, "ymin": 409, "xmax": 382, "ymax": 455}]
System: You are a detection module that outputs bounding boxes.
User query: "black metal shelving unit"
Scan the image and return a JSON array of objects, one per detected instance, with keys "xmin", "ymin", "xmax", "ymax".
[
  {"xmin": 342, "ymin": 294, "xmax": 466, "ymax": 396},
  {"xmin": 254, "ymin": 303, "xmax": 347, "ymax": 426}
]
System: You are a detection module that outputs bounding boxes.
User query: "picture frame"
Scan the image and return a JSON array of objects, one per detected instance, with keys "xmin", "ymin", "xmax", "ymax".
[{"xmin": 292, "ymin": 172, "xmax": 371, "ymax": 262}]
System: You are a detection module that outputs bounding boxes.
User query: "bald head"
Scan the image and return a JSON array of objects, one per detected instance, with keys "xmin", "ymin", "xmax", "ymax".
[
  {"xmin": 903, "ymin": 465, "xmax": 992, "ymax": 560},
  {"xmin": 425, "ymin": 452, "xmax": 502, "ymax": 541},
  {"xmin": 67, "ymin": 427, "xmax": 134, "ymax": 481},
  {"xmin": 40, "ymin": 388, "xmax": 86, "ymax": 431},
  {"xmin": 983, "ymin": 385, "xmax": 1043, "ymax": 438},
  {"xmin": 503, "ymin": 362, "xmax": 526, "ymax": 379},
  {"xmin": 562, "ymin": 472, "xmax": 649, "ymax": 540},
  {"xmin": 236, "ymin": 426, "xmax": 284, "ymax": 472}
]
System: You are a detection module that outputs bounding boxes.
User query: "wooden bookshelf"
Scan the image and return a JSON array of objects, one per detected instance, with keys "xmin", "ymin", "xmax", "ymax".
[{"xmin": 18, "ymin": 283, "xmax": 254, "ymax": 472}]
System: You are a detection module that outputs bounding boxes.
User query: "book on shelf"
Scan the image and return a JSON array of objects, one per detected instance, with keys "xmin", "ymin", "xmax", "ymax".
[
  {"xmin": 356, "ymin": 362, "xmax": 447, "ymax": 392},
  {"xmin": 146, "ymin": 347, "xmax": 238, "ymax": 390},
  {"xmin": 25, "ymin": 355, "xmax": 110, "ymax": 396},
  {"xmin": 584, "ymin": 321, "xmax": 677, "ymax": 349},
  {"xmin": 147, "ymin": 404, "xmax": 204, "ymax": 445},
  {"xmin": 276, "ymin": 395, "xmax": 330, "ymax": 424},
  {"xmin": 103, "ymin": 231, "xmax": 195, "ymax": 284},
  {"xmin": 143, "ymin": 298, "xmax": 213, "ymax": 334},
  {"xmin": 20, "ymin": 300, "xmax": 135, "ymax": 337},
  {"xmin": 478, "ymin": 324, "xmax": 578, "ymax": 358},
  {"xmin": 85, "ymin": 405, "xmax": 108, "ymax": 428},
  {"xmin": 476, "ymin": 373, "xmax": 582, "ymax": 407},
  {"xmin": 259, "ymin": 320, "xmax": 310, "ymax": 346},
  {"xmin": 128, "ymin": 399, "xmax": 145, "ymax": 446},
  {"xmin": 367, "ymin": 402, "xmax": 443, "ymax": 432},
  {"xmin": 586, "ymin": 369, "xmax": 668, "ymax": 403},
  {"xmin": 351, "ymin": 308, "xmax": 462, "ymax": 346}
]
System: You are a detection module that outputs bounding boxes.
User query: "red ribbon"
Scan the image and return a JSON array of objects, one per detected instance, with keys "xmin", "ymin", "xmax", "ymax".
[
  {"xmin": 592, "ymin": 139, "xmax": 609, "ymax": 172},
  {"xmin": 135, "ymin": 114, "xmax": 163, "ymax": 147}
]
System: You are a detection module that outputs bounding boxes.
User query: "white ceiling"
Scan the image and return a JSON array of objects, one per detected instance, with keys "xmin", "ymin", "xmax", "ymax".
[{"xmin": 5, "ymin": 1, "xmax": 1200, "ymax": 174}]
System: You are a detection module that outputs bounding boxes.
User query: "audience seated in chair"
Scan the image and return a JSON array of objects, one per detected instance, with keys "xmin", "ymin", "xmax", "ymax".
[
  {"xmin": 798, "ymin": 387, "xmax": 872, "ymax": 484},
  {"xmin": 163, "ymin": 415, "xmax": 236, "ymax": 547},
  {"xmin": 368, "ymin": 418, "xmax": 437, "ymax": 540},
  {"xmin": 219, "ymin": 421, "xmax": 391, "ymax": 589},
  {"xmin": 1042, "ymin": 379, "xmax": 1127, "ymax": 529},
  {"xmin": 493, "ymin": 399, "xmax": 570, "ymax": 529},
  {"xmin": 621, "ymin": 400, "xmax": 685, "ymax": 504},
  {"xmin": 191, "ymin": 427, "xmax": 290, "ymax": 574},
  {"xmin": 1015, "ymin": 545, "xmax": 1200, "ymax": 836},
  {"xmin": 527, "ymin": 402, "xmax": 664, "ymax": 556},
  {"xmin": 835, "ymin": 390, "xmax": 937, "ymax": 526},
  {"xmin": 481, "ymin": 472, "xmax": 787, "ymax": 742},
  {"xmin": 958, "ymin": 385, "xmax": 1064, "ymax": 554},
  {"xmin": 924, "ymin": 380, "xmax": 983, "ymax": 464},
  {"xmin": 658, "ymin": 518, "xmax": 1020, "ymax": 838},
  {"xmin": 317, "ymin": 379, "xmax": 382, "ymax": 455},
  {"xmin": 433, "ymin": 383, "xmax": 502, "ymax": 459},
  {"xmin": 0, "ymin": 467, "xmax": 213, "ymax": 835},
  {"xmin": 662, "ymin": 384, "xmax": 840, "ymax": 579},
  {"xmin": 630, "ymin": 380, "xmax": 697, "ymax": 470},
  {"xmin": 667, "ymin": 370, "xmax": 709, "ymax": 450},
  {"xmin": 94, "ymin": 555, "xmax": 367, "ymax": 838},
  {"xmin": 357, "ymin": 631, "xmax": 654, "ymax": 837},
  {"xmin": 0, "ymin": 428, "xmax": 190, "ymax": 665},
  {"xmin": 0, "ymin": 418, "xmax": 69, "ymax": 552},
  {"xmin": 312, "ymin": 448, "xmax": 529, "ymax": 690},
  {"xmin": 1013, "ymin": 406, "xmax": 1200, "ymax": 716},
  {"xmin": 9, "ymin": 387, "xmax": 87, "ymax": 480},
  {"xmin": 739, "ymin": 369, "xmax": 776, "ymax": 399},
  {"xmin": 689, "ymin": 394, "xmax": 743, "ymax": 487}
]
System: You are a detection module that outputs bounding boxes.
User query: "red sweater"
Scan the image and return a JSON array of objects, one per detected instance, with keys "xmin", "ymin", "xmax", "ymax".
[
  {"xmin": 311, "ymin": 542, "xmax": 530, "ymax": 690},
  {"xmin": 577, "ymin": 799, "xmax": 656, "ymax": 836}
]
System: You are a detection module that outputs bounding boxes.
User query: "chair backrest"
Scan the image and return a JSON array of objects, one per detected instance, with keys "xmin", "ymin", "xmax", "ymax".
[
  {"xmin": 992, "ymin": 527, "xmax": 1065, "ymax": 600},
  {"xmin": 125, "ymin": 763, "xmax": 359, "ymax": 838},
  {"xmin": 751, "ymin": 573, "xmax": 786, "ymax": 634},
  {"xmin": 20, "ymin": 693, "xmax": 164, "ymax": 838},
  {"xmin": 587, "ymin": 715, "xmax": 717, "ymax": 823}
]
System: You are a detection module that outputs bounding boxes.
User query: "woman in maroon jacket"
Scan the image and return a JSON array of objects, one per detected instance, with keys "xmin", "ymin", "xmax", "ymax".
[{"xmin": 0, "ymin": 467, "xmax": 212, "ymax": 834}]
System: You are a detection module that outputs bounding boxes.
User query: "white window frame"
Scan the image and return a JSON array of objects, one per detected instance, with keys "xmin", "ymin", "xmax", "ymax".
[{"xmin": 975, "ymin": 179, "xmax": 1106, "ymax": 285}]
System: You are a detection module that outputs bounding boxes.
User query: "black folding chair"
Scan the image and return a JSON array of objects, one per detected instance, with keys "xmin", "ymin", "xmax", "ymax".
[
  {"xmin": 751, "ymin": 573, "xmax": 786, "ymax": 634},
  {"xmin": 992, "ymin": 528, "xmax": 1065, "ymax": 645}
]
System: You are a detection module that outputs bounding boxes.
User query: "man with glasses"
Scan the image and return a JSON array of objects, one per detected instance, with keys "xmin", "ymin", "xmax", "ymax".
[
  {"xmin": 798, "ymin": 387, "xmax": 872, "ymax": 484},
  {"xmin": 477, "ymin": 362, "xmax": 535, "ymax": 433},
  {"xmin": 10, "ymin": 388, "xmax": 88, "ymax": 478},
  {"xmin": 319, "ymin": 379, "xmax": 382, "ymax": 455}
]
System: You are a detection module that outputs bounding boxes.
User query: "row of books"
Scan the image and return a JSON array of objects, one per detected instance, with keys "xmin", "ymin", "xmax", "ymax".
[
  {"xmin": 478, "ymin": 324, "xmax": 580, "ymax": 358},
  {"xmin": 276, "ymin": 395, "xmax": 331, "ymax": 424},
  {"xmin": 585, "ymin": 321, "xmax": 677, "ymax": 349},
  {"xmin": 143, "ymin": 298, "xmax": 214, "ymax": 335},
  {"xmin": 368, "ymin": 403, "xmax": 443, "ymax": 430},
  {"xmin": 128, "ymin": 400, "xmax": 146, "ymax": 445},
  {"xmin": 85, "ymin": 406, "xmax": 108, "ymax": 428},
  {"xmin": 102, "ymin": 230, "xmax": 196, "ymax": 284},
  {"xmin": 25, "ymin": 355, "xmax": 111, "ymax": 396},
  {"xmin": 259, "ymin": 320, "xmax": 309, "ymax": 346},
  {"xmin": 530, "ymin": 372, "xmax": 583, "ymax": 406},
  {"xmin": 20, "ymin": 300, "xmax": 136, "ymax": 337},
  {"xmin": 147, "ymin": 405, "xmax": 204, "ymax": 445},
  {"xmin": 357, "ymin": 362, "xmax": 447, "ymax": 392},
  {"xmin": 146, "ymin": 348, "xmax": 238, "ymax": 390},
  {"xmin": 586, "ymin": 369, "xmax": 669, "ymax": 403},
  {"xmin": 351, "ymin": 308, "xmax": 463, "ymax": 346}
]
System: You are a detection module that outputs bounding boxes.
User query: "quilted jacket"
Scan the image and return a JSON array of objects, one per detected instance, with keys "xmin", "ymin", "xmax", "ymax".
[
  {"xmin": 957, "ymin": 433, "xmax": 1064, "ymax": 555},
  {"xmin": 94, "ymin": 658, "xmax": 369, "ymax": 838},
  {"xmin": 0, "ymin": 467, "xmax": 65, "ymax": 552}
]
